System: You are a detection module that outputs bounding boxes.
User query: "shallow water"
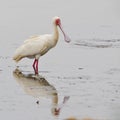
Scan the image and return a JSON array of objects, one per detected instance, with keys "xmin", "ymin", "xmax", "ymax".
[
  {"xmin": 1, "ymin": 0, "xmax": 120, "ymax": 120},
  {"xmin": 1, "ymin": 43, "xmax": 120, "ymax": 120}
]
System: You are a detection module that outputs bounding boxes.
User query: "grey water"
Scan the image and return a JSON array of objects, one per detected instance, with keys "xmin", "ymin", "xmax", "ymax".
[{"xmin": 0, "ymin": 0, "xmax": 120, "ymax": 120}]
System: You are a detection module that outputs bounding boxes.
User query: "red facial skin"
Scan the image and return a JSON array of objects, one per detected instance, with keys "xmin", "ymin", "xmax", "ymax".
[
  {"xmin": 55, "ymin": 18, "xmax": 71, "ymax": 43},
  {"xmin": 55, "ymin": 18, "xmax": 61, "ymax": 25}
]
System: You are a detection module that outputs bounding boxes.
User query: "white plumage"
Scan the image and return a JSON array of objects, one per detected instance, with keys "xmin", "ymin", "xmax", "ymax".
[{"xmin": 13, "ymin": 16, "xmax": 71, "ymax": 74}]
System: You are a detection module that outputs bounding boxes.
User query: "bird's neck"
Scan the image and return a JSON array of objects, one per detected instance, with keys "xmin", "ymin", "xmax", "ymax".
[{"xmin": 52, "ymin": 24, "xmax": 59, "ymax": 45}]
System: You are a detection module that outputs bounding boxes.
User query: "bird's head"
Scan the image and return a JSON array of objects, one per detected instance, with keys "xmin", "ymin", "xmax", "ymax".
[{"xmin": 53, "ymin": 16, "xmax": 71, "ymax": 43}]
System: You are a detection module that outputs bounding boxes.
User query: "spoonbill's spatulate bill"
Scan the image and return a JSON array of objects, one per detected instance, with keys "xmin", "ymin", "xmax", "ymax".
[{"xmin": 13, "ymin": 16, "xmax": 71, "ymax": 74}]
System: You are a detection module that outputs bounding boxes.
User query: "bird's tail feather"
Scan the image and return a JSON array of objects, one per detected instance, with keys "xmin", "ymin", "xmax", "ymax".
[{"xmin": 13, "ymin": 55, "xmax": 23, "ymax": 62}]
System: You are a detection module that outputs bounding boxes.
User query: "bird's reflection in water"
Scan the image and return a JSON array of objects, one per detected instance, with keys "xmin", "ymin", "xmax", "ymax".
[{"xmin": 13, "ymin": 68, "xmax": 70, "ymax": 116}]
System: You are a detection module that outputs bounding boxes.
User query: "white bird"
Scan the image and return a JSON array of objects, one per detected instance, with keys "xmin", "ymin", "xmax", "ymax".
[{"xmin": 13, "ymin": 16, "xmax": 71, "ymax": 74}]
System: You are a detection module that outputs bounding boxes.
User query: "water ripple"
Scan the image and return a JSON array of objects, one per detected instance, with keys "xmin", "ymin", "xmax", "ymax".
[{"xmin": 74, "ymin": 38, "xmax": 120, "ymax": 48}]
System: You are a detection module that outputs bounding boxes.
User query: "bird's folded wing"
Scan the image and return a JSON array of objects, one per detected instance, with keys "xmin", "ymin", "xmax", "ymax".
[{"xmin": 24, "ymin": 35, "xmax": 40, "ymax": 43}]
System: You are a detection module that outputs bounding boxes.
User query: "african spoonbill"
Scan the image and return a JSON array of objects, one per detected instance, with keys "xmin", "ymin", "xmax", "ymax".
[{"xmin": 13, "ymin": 16, "xmax": 71, "ymax": 74}]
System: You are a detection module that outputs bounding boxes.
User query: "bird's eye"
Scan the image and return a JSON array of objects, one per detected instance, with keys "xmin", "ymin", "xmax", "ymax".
[{"xmin": 55, "ymin": 19, "xmax": 60, "ymax": 25}]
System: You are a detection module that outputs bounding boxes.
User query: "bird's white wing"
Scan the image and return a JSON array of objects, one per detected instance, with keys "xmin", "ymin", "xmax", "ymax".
[
  {"xmin": 15, "ymin": 34, "xmax": 52, "ymax": 56},
  {"xmin": 24, "ymin": 35, "xmax": 41, "ymax": 44},
  {"xmin": 13, "ymin": 34, "xmax": 53, "ymax": 62}
]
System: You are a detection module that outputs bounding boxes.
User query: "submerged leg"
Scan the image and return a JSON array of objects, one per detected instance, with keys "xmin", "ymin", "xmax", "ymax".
[
  {"xmin": 32, "ymin": 59, "xmax": 39, "ymax": 74},
  {"xmin": 33, "ymin": 59, "xmax": 37, "ymax": 73},
  {"xmin": 33, "ymin": 55, "xmax": 40, "ymax": 74},
  {"xmin": 35, "ymin": 59, "xmax": 39, "ymax": 74}
]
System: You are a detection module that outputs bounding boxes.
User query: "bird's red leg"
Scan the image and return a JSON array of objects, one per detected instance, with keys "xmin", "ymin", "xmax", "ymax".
[
  {"xmin": 35, "ymin": 59, "xmax": 39, "ymax": 74},
  {"xmin": 33, "ymin": 59, "xmax": 37, "ymax": 73}
]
